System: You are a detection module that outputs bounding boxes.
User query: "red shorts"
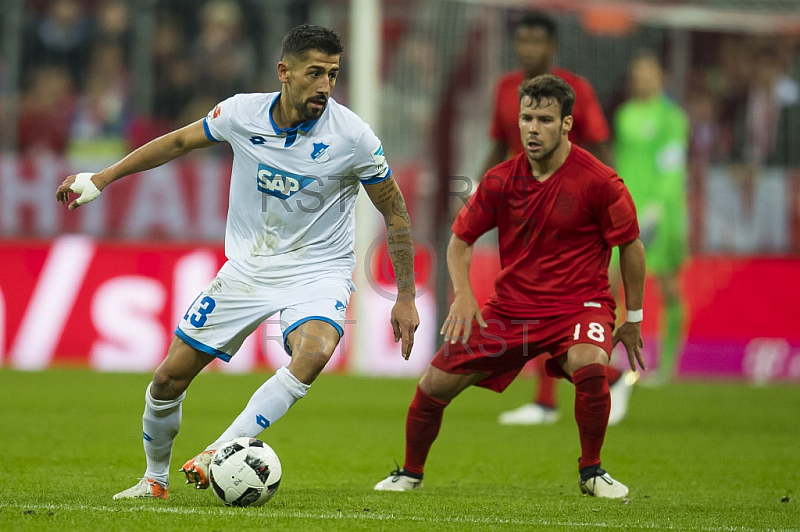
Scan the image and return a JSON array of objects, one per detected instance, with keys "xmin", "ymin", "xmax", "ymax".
[{"xmin": 431, "ymin": 305, "xmax": 616, "ymax": 392}]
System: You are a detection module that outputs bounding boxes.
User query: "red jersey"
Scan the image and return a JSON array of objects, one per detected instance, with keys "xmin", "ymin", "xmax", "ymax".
[
  {"xmin": 452, "ymin": 145, "xmax": 638, "ymax": 317},
  {"xmin": 489, "ymin": 67, "xmax": 610, "ymax": 156}
]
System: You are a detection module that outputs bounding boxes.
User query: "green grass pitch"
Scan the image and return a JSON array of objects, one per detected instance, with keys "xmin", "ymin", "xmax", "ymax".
[{"xmin": 0, "ymin": 368, "xmax": 798, "ymax": 531}]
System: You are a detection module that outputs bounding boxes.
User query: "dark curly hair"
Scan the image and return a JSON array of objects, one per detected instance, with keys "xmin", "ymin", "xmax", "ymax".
[
  {"xmin": 515, "ymin": 12, "xmax": 557, "ymax": 40},
  {"xmin": 518, "ymin": 74, "xmax": 575, "ymax": 119},
  {"xmin": 281, "ymin": 24, "xmax": 344, "ymax": 60}
]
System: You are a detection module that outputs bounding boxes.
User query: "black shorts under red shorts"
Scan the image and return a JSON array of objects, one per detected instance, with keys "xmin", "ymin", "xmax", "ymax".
[{"xmin": 431, "ymin": 305, "xmax": 616, "ymax": 392}]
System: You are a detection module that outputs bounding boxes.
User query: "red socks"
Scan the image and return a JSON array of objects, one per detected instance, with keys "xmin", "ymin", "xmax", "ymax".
[
  {"xmin": 573, "ymin": 363, "xmax": 610, "ymax": 470},
  {"xmin": 606, "ymin": 365, "xmax": 622, "ymax": 386},
  {"xmin": 537, "ymin": 363, "xmax": 620, "ymax": 407},
  {"xmin": 402, "ymin": 363, "xmax": 614, "ymax": 474},
  {"xmin": 403, "ymin": 386, "xmax": 449, "ymax": 475},
  {"xmin": 534, "ymin": 357, "xmax": 557, "ymax": 409}
]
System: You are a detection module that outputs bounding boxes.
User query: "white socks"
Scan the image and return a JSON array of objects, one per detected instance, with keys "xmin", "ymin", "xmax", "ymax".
[
  {"xmin": 207, "ymin": 366, "xmax": 309, "ymax": 451},
  {"xmin": 138, "ymin": 367, "xmax": 309, "ymax": 485},
  {"xmin": 142, "ymin": 384, "xmax": 185, "ymax": 486}
]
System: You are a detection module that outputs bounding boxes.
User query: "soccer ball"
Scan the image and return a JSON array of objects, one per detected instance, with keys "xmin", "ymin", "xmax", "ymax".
[{"xmin": 209, "ymin": 437, "xmax": 282, "ymax": 507}]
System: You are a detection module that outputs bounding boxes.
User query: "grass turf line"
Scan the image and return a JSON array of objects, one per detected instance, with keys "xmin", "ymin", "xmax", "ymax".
[{"xmin": 0, "ymin": 368, "xmax": 797, "ymax": 531}]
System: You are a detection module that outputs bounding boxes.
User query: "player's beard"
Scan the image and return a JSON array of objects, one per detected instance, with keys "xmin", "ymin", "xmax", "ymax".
[
  {"xmin": 527, "ymin": 135, "xmax": 561, "ymax": 161},
  {"xmin": 527, "ymin": 121, "xmax": 569, "ymax": 161},
  {"xmin": 302, "ymin": 96, "xmax": 328, "ymax": 121}
]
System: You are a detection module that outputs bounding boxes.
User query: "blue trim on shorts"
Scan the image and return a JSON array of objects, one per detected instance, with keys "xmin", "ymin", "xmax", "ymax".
[
  {"xmin": 174, "ymin": 327, "xmax": 231, "ymax": 362},
  {"xmin": 202, "ymin": 117, "xmax": 222, "ymax": 142},
  {"xmin": 282, "ymin": 316, "xmax": 344, "ymax": 355}
]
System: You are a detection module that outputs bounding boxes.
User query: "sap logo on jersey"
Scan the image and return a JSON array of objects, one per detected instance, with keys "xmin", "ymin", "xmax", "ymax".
[{"xmin": 256, "ymin": 164, "xmax": 314, "ymax": 198}]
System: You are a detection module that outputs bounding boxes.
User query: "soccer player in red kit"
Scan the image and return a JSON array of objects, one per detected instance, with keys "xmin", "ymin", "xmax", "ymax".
[
  {"xmin": 375, "ymin": 75, "xmax": 646, "ymax": 498},
  {"xmin": 488, "ymin": 13, "xmax": 635, "ymax": 427}
]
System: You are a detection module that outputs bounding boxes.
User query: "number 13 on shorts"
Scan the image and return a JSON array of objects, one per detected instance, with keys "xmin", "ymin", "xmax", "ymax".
[
  {"xmin": 184, "ymin": 295, "xmax": 217, "ymax": 328},
  {"xmin": 573, "ymin": 322, "xmax": 606, "ymax": 342}
]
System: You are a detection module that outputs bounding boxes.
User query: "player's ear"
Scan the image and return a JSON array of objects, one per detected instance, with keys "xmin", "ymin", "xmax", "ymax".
[
  {"xmin": 277, "ymin": 60, "xmax": 290, "ymax": 83},
  {"xmin": 562, "ymin": 115, "xmax": 573, "ymax": 134}
]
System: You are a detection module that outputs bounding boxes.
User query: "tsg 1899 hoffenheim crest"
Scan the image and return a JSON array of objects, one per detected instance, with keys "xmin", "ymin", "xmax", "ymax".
[{"xmin": 311, "ymin": 142, "xmax": 330, "ymax": 163}]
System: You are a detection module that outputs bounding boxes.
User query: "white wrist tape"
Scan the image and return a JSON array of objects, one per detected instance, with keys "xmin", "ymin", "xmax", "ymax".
[
  {"xmin": 69, "ymin": 172, "xmax": 101, "ymax": 206},
  {"xmin": 626, "ymin": 309, "xmax": 643, "ymax": 323}
]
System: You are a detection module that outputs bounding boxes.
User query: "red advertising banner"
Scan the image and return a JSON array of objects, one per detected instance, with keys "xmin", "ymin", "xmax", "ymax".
[
  {"xmin": 0, "ymin": 237, "xmax": 438, "ymax": 375},
  {"xmin": 2, "ymin": 238, "xmax": 800, "ymax": 381},
  {"xmin": 677, "ymin": 257, "xmax": 800, "ymax": 382},
  {"xmin": 1, "ymin": 237, "xmax": 276, "ymax": 372}
]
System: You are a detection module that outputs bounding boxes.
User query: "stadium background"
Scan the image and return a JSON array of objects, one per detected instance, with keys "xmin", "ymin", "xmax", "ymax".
[{"xmin": 1, "ymin": 0, "xmax": 799, "ymax": 383}]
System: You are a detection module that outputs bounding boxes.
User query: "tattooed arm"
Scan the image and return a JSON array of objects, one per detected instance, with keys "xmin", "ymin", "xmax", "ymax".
[
  {"xmin": 363, "ymin": 176, "xmax": 420, "ymax": 359},
  {"xmin": 364, "ymin": 177, "xmax": 415, "ymax": 299}
]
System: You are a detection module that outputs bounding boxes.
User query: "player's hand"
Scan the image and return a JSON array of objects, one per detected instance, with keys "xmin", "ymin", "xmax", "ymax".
[
  {"xmin": 56, "ymin": 172, "xmax": 102, "ymax": 210},
  {"xmin": 440, "ymin": 294, "xmax": 486, "ymax": 345},
  {"xmin": 613, "ymin": 321, "xmax": 646, "ymax": 371},
  {"xmin": 391, "ymin": 299, "xmax": 420, "ymax": 360}
]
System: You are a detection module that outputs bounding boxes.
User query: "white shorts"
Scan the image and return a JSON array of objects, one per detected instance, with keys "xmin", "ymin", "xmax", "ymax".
[{"xmin": 175, "ymin": 271, "xmax": 352, "ymax": 362}]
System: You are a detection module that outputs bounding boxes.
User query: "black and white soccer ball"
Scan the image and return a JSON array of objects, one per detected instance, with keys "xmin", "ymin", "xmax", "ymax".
[{"xmin": 209, "ymin": 437, "xmax": 282, "ymax": 507}]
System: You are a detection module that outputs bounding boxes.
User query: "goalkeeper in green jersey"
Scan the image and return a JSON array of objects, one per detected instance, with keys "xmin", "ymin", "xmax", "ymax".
[{"xmin": 613, "ymin": 52, "xmax": 689, "ymax": 384}]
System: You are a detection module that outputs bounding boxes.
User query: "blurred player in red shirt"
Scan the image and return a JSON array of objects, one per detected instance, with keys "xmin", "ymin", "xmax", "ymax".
[
  {"xmin": 484, "ymin": 12, "xmax": 612, "ymax": 170},
  {"xmin": 484, "ymin": 12, "xmax": 632, "ymax": 426},
  {"xmin": 376, "ymin": 75, "xmax": 646, "ymax": 498}
]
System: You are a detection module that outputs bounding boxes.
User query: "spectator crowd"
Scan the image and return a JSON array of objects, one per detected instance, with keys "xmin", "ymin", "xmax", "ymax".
[{"xmin": 8, "ymin": 0, "xmax": 267, "ymax": 158}]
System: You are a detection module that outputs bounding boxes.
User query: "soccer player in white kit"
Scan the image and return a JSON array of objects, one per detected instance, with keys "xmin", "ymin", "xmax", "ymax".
[{"xmin": 56, "ymin": 24, "xmax": 420, "ymax": 500}]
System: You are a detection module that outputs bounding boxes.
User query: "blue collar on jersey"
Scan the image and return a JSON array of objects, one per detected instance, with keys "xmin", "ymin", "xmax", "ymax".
[{"xmin": 269, "ymin": 94, "xmax": 319, "ymax": 148}]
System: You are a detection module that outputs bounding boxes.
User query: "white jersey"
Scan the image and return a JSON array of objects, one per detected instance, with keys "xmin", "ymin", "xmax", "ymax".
[{"xmin": 203, "ymin": 92, "xmax": 391, "ymax": 288}]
